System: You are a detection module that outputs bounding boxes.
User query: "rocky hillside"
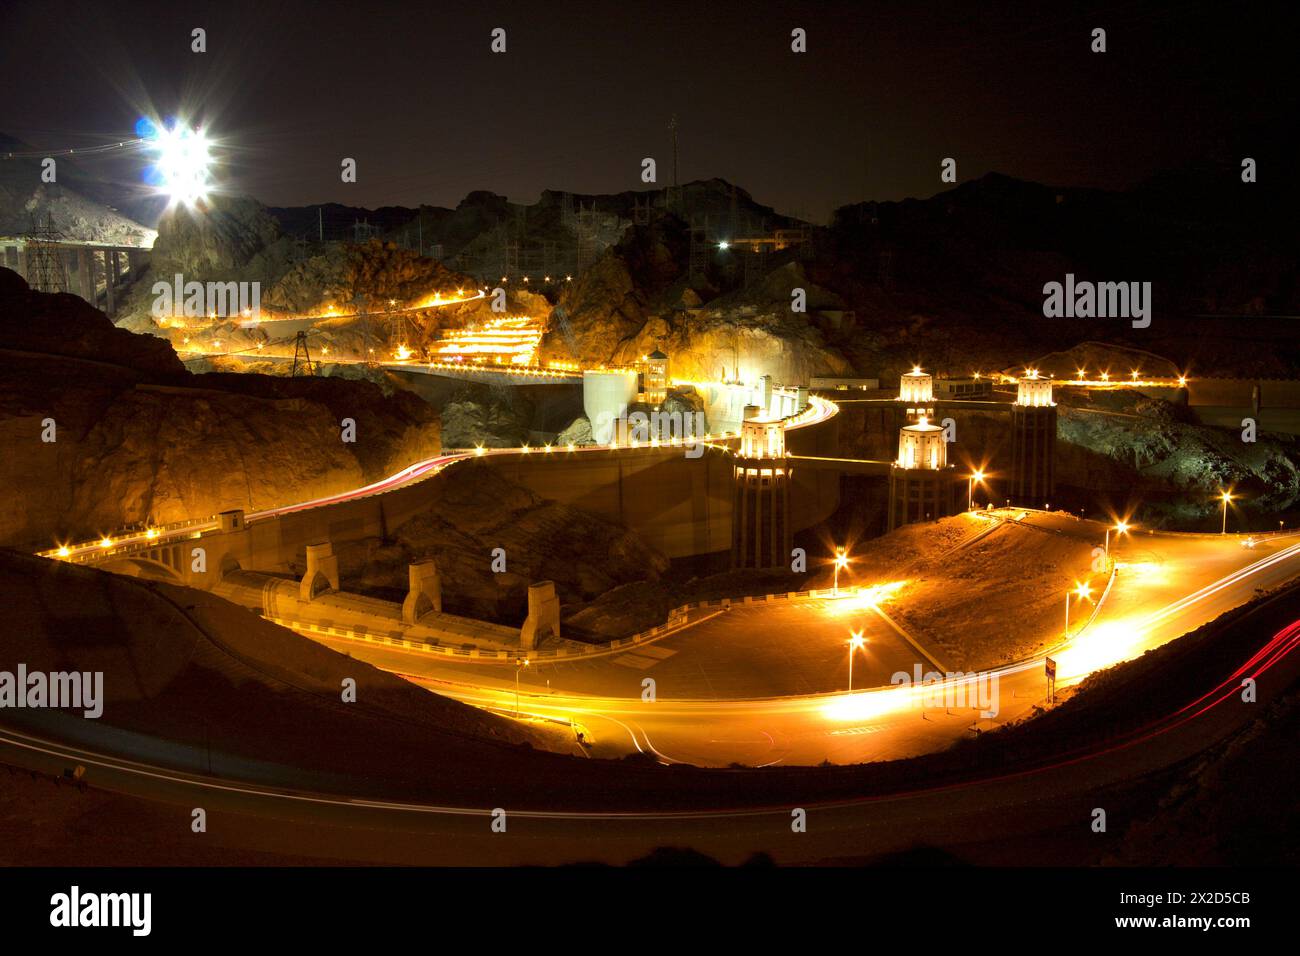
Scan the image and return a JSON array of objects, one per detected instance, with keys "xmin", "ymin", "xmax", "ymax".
[
  {"xmin": 0, "ymin": 548, "xmax": 559, "ymax": 783},
  {"xmin": 819, "ymin": 168, "xmax": 1300, "ymax": 379},
  {"xmin": 541, "ymin": 215, "xmax": 850, "ymax": 382},
  {"xmin": 1055, "ymin": 388, "xmax": 1300, "ymax": 527},
  {"xmin": 0, "ymin": 268, "xmax": 439, "ymax": 550},
  {"xmin": 113, "ymin": 196, "xmax": 494, "ymax": 336},
  {"xmin": 0, "ymin": 133, "xmax": 155, "ymax": 246}
]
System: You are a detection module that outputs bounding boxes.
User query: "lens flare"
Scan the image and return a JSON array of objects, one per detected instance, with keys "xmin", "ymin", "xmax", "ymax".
[{"xmin": 143, "ymin": 119, "xmax": 214, "ymax": 208}]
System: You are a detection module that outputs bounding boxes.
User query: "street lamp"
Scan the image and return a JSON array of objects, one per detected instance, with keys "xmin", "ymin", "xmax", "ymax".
[
  {"xmin": 1219, "ymin": 490, "xmax": 1235, "ymax": 534},
  {"xmin": 513, "ymin": 657, "xmax": 530, "ymax": 716},
  {"xmin": 1065, "ymin": 581, "xmax": 1093, "ymax": 639},
  {"xmin": 967, "ymin": 470, "xmax": 986, "ymax": 511},
  {"xmin": 847, "ymin": 630, "xmax": 866, "ymax": 691},
  {"xmin": 833, "ymin": 547, "xmax": 850, "ymax": 596},
  {"xmin": 1104, "ymin": 520, "xmax": 1130, "ymax": 557}
]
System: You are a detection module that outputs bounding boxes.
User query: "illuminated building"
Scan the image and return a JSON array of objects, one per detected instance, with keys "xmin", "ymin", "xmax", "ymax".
[
  {"xmin": 642, "ymin": 348, "xmax": 668, "ymax": 405},
  {"xmin": 732, "ymin": 414, "xmax": 791, "ymax": 569},
  {"xmin": 935, "ymin": 375, "xmax": 993, "ymax": 399},
  {"xmin": 1010, "ymin": 371, "xmax": 1057, "ymax": 506},
  {"xmin": 899, "ymin": 366, "xmax": 935, "ymax": 422},
  {"xmin": 887, "ymin": 417, "xmax": 961, "ymax": 531}
]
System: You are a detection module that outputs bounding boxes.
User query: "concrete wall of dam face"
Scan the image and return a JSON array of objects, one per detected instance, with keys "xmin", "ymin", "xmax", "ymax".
[
  {"xmin": 131, "ymin": 409, "xmax": 841, "ymax": 584},
  {"xmin": 1184, "ymin": 379, "xmax": 1300, "ymax": 436},
  {"xmin": 478, "ymin": 412, "xmax": 840, "ymax": 559},
  {"xmin": 695, "ymin": 381, "xmax": 802, "ymax": 431}
]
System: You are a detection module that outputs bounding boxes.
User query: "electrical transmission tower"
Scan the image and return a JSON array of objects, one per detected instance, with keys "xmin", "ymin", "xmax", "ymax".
[
  {"xmin": 666, "ymin": 115, "xmax": 684, "ymax": 214},
  {"xmin": 291, "ymin": 331, "xmax": 316, "ymax": 376},
  {"xmin": 25, "ymin": 213, "xmax": 67, "ymax": 293}
]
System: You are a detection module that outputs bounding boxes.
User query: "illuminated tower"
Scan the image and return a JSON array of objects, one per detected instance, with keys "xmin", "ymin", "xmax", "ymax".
[
  {"xmin": 1010, "ymin": 370, "xmax": 1056, "ymax": 506},
  {"xmin": 898, "ymin": 366, "xmax": 935, "ymax": 423},
  {"xmin": 888, "ymin": 417, "xmax": 961, "ymax": 531},
  {"xmin": 731, "ymin": 415, "xmax": 792, "ymax": 569}
]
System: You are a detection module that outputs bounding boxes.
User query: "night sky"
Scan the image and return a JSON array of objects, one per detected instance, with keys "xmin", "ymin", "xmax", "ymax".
[{"xmin": 0, "ymin": 0, "xmax": 1291, "ymax": 221}]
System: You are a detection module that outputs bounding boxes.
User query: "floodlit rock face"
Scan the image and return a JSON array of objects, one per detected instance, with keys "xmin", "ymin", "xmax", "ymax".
[
  {"xmin": 261, "ymin": 239, "xmax": 469, "ymax": 315},
  {"xmin": 548, "ymin": 253, "xmax": 645, "ymax": 362},
  {"xmin": 541, "ymin": 224, "xmax": 850, "ymax": 383},
  {"xmin": 618, "ymin": 311, "xmax": 851, "ymax": 385},
  {"xmin": 0, "ymin": 269, "xmax": 439, "ymax": 549}
]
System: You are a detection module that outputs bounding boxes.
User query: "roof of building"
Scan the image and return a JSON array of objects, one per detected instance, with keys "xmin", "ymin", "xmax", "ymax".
[{"xmin": 648, "ymin": 349, "xmax": 667, "ymax": 360}]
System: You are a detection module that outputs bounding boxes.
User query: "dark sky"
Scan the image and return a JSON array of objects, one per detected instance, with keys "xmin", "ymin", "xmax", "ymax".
[{"xmin": 0, "ymin": 0, "xmax": 1291, "ymax": 222}]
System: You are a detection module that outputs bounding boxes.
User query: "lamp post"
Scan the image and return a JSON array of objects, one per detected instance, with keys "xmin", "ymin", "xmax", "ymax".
[
  {"xmin": 847, "ymin": 630, "xmax": 866, "ymax": 691},
  {"xmin": 833, "ymin": 548, "xmax": 850, "ymax": 596},
  {"xmin": 1065, "ymin": 582, "xmax": 1092, "ymax": 639},
  {"xmin": 513, "ymin": 657, "xmax": 530, "ymax": 716},
  {"xmin": 1219, "ymin": 490, "xmax": 1234, "ymax": 534},
  {"xmin": 967, "ymin": 470, "xmax": 985, "ymax": 511},
  {"xmin": 1105, "ymin": 520, "xmax": 1130, "ymax": 557}
]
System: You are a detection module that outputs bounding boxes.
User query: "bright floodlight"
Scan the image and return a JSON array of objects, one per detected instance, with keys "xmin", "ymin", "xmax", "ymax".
[{"xmin": 149, "ymin": 122, "xmax": 213, "ymax": 208}]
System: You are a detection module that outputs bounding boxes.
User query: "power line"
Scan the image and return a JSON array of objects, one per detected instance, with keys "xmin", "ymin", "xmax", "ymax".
[{"xmin": 1, "ymin": 139, "xmax": 146, "ymax": 160}]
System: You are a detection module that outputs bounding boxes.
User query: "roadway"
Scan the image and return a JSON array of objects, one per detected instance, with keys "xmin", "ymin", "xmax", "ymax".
[
  {"xmin": 34, "ymin": 394, "xmax": 1300, "ymax": 771},
  {"xmin": 300, "ymin": 522, "xmax": 1300, "ymax": 767},
  {"xmin": 2, "ymin": 607, "xmax": 1295, "ymax": 864}
]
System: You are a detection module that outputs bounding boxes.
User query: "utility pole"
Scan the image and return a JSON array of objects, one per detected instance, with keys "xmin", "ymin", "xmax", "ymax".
[{"xmin": 318, "ymin": 207, "xmax": 323, "ymax": 242}]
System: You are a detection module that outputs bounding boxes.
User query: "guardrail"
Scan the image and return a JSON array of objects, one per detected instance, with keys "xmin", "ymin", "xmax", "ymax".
[
  {"xmin": 264, "ymin": 609, "xmax": 692, "ymax": 661},
  {"xmin": 38, "ymin": 515, "xmax": 216, "ymax": 562},
  {"xmin": 265, "ymin": 585, "xmax": 874, "ymax": 662}
]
